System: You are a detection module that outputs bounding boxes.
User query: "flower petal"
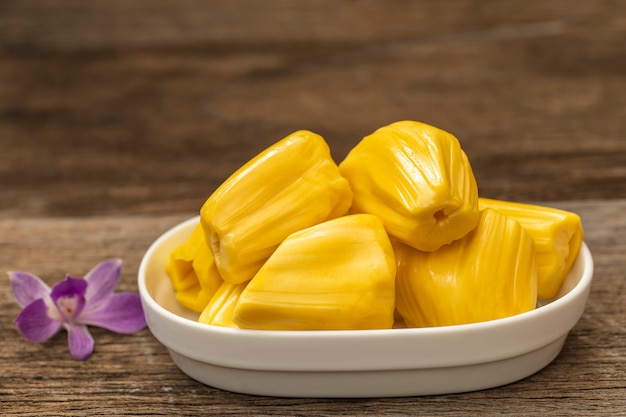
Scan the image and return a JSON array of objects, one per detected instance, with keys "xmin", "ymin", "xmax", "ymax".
[
  {"xmin": 66, "ymin": 324, "xmax": 94, "ymax": 361},
  {"xmin": 9, "ymin": 271, "xmax": 51, "ymax": 308},
  {"xmin": 50, "ymin": 277, "xmax": 88, "ymax": 320},
  {"xmin": 84, "ymin": 259, "xmax": 122, "ymax": 308},
  {"xmin": 15, "ymin": 299, "xmax": 62, "ymax": 343},
  {"xmin": 50, "ymin": 276, "xmax": 88, "ymax": 301},
  {"xmin": 81, "ymin": 292, "xmax": 147, "ymax": 333}
]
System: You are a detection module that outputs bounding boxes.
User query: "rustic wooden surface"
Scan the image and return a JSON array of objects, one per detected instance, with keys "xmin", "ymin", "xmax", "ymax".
[{"xmin": 0, "ymin": 1, "xmax": 625, "ymax": 415}]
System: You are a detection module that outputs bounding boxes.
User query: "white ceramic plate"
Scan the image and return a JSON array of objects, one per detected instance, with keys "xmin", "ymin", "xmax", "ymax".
[{"xmin": 138, "ymin": 216, "xmax": 594, "ymax": 397}]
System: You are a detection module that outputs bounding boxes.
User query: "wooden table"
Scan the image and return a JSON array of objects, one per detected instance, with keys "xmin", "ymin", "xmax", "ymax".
[{"xmin": 1, "ymin": 1, "xmax": 624, "ymax": 415}]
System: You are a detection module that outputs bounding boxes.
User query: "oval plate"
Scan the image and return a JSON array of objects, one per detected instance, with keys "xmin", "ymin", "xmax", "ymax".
[{"xmin": 138, "ymin": 216, "xmax": 594, "ymax": 397}]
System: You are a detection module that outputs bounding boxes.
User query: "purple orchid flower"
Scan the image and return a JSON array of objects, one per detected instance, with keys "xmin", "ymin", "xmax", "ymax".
[{"xmin": 9, "ymin": 259, "xmax": 147, "ymax": 360}]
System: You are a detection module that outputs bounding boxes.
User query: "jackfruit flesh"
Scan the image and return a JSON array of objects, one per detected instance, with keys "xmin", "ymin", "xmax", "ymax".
[
  {"xmin": 199, "ymin": 281, "xmax": 248, "ymax": 328},
  {"xmin": 394, "ymin": 208, "xmax": 537, "ymax": 327},
  {"xmin": 232, "ymin": 214, "xmax": 396, "ymax": 330},
  {"xmin": 165, "ymin": 120, "xmax": 585, "ymax": 331},
  {"xmin": 339, "ymin": 120, "xmax": 479, "ymax": 252},
  {"xmin": 200, "ymin": 130, "xmax": 353, "ymax": 284},
  {"xmin": 165, "ymin": 222, "xmax": 223, "ymax": 312},
  {"xmin": 479, "ymin": 198, "xmax": 583, "ymax": 299}
]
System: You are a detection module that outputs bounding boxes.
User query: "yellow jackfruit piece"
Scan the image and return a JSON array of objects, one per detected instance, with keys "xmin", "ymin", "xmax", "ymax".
[
  {"xmin": 395, "ymin": 208, "xmax": 537, "ymax": 327},
  {"xmin": 200, "ymin": 130, "xmax": 353, "ymax": 284},
  {"xmin": 165, "ymin": 226, "xmax": 201, "ymax": 292},
  {"xmin": 198, "ymin": 281, "xmax": 248, "ymax": 328},
  {"xmin": 192, "ymin": 235, "xmax": 223, "ymax": 300},
  {"xmin": 174, "ymin": 282, "xmax": 213, "ymax": 313},
  {"xmin": 479, "ymin": 198, "xmax": 583, "ymax": 299},
  {"xmin": 232, "ymin": 214, "xmax": 396, "ymax": 330},
  {"xmin": 339, "ymin": 120, "xmax": 479, "ymax": 252},
  {"xmin": 165, "ymin": 222, "xmax": 223, "ymax": 312}
]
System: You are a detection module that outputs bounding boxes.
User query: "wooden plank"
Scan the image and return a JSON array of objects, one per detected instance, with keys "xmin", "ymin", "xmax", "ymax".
[
  {"xmin": 0, "ymin": 201, "xmax": 624, "ymax": 415},
  {"xmin": 0, "ymin": 1, "xmax": 625, "ymax": 413},
  {"xmin": 0, "ymin": 1, "xmax": 625, "ymax": 216}
]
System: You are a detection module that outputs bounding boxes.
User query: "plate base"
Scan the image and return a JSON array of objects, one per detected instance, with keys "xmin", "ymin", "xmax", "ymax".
[{"xmin": 168, "ymin": 334, "xmax": 567, "ymax": 398}]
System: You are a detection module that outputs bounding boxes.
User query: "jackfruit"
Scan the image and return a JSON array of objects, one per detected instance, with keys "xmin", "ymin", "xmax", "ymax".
[
  {"xmin": 339, "ymin": 120, "xmax": 479, "ymax": 252},
  {"xmin": 165, "ymin": 222, "xmax": 223, "ymax": 312},
  {"xmin": 395, "ymin": 208, "xmax": 537, "ymax": 327},
  {"xmin": 479, "ymin": 198, "xmax": 583, "ymax": 299},
  {"xmin": 198, "ymin": 281, "xmax": 248, "ymax": 328},
  {"xmin": 232, "ymin": 214, "xmax": 396, "ymax": 330},
  {"xmin": 200, "ymin": 130, "xmax": 353, "ymax": 284}
]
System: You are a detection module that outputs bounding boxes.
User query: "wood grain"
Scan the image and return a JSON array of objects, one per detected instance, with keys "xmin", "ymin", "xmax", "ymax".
[
  {"xmin": 0, "ymin": 202, "xmax": 624, "ymax": 415},
  {"xmin": 1, "ymin": 1, "xmax": 625, "ymax": 217},
  {"xmin": 0, "ymin": 1, "xmax": 625, "ymax": 415}
]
